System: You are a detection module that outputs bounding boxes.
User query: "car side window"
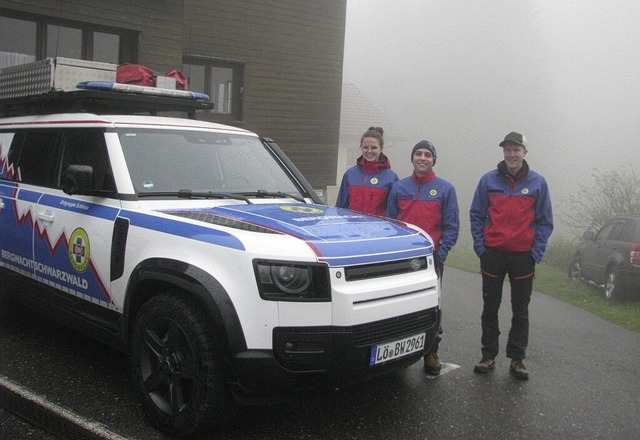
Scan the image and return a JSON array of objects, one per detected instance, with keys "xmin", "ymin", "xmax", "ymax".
[
  {"xmin": 595, "ymin": 222, "xmax": 616, "ymax": 241},
  {"xmin": 619, "ymin": 220, "xmax": 637, "ymax": 242},
  {"xmin": 6, "ymin": 129, "xmax": 60, "ymax": 186},
  {"xmin": 608, "ymin": 222, "xmax": 625, "ymax": 241},
  {"xmin": 59, "ymin": 129, "xmax": 115, "ymax": 195}
]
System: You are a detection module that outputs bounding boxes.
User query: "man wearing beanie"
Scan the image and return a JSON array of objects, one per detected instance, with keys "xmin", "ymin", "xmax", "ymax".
[
  {"xmin": 387, "ymin": 140, "xmax": 459, "ymax": 375},
  {"xmin": 470, "ymin": 131, "xmax": 553, "ymax": 380}
]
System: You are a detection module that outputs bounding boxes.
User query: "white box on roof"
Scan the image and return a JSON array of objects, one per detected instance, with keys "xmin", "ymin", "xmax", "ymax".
[
  {"xmin": 52, "ymin": 57, "xmax": 117, "ymax": 90},
  {"xmin": 155, "ymin": 76, "xmax": 176, "ymax": 89}
]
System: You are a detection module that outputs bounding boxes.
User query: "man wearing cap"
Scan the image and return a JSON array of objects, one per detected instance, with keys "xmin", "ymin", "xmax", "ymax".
[
  {"xmin": 387, "ymin": 140, "xmax": 459, "ymax": 375},
  {"xmin": 469, "ymin": 131, "xmax": 553, "ymax": 380}
]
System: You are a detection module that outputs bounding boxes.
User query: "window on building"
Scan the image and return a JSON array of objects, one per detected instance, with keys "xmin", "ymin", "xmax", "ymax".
[
  {"xmin": 93, "ymin": 32, "xmax": 121, "ymax": 64},
  {"xmin": 47, "ymin": 25, "xmax": 83, "ymax": 59},
  {"xmin": 183, "ymin": 58, "xmax": 244, "ymax": 123},
  {"xmin": 0, "ymin": 16, "xmax": 37, "ymax": 66},
  {"xmin": 0, "ymin": 11, "xmax": 137, "ymax": 69}
]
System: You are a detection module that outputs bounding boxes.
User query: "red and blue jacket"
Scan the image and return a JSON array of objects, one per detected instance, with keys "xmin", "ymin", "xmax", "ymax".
[
  {"xmin": 387, "ymin": 170, "xmax": 459, "ymax": 263},
  {"xmin": 470, "ymin": 160, "xmax": 553, "ymax": 263},
  {"xmin": 336, "ymin": 154, "xmax": 398, "ymax": 216}
]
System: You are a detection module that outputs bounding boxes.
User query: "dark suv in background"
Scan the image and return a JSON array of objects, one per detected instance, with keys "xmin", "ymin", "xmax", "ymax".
[{"xmin": 569, "ymin": 215, "xmax": 640, "ymax": 299}]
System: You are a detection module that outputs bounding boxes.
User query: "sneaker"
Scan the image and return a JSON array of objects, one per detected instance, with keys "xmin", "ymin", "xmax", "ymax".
[
  {"xmin": 509, "ymin": 360, "xmax": 529, "ymax": 380},
  {"xmin": 424, "ymin": 353, "xmax": 442, "ymax": 375},
  {"xmin": 473, "ymin": 358, "xmax": 496, "ymax": 374}
]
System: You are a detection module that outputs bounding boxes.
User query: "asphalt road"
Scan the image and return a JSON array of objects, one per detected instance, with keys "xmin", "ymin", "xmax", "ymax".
[
  {"xmin": 0, "ymin": 407, "xmax": 56, "ymax": 439},
  {"xmin": 1, "ymin": 267, "xmax": 639, "ymax": 439}
]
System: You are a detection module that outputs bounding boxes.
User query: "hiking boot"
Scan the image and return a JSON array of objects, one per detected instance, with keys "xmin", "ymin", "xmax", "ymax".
[
  {"xmin": 509, "ymin": 360, "xmax": 529, "ymax": 380},
  {"xmin": 424, "ymin": 353, "xmax": 442, "ymax": 375},
  {"xmin": 473, "ymin": 358, "xmax": 496, "ymax": 374}
]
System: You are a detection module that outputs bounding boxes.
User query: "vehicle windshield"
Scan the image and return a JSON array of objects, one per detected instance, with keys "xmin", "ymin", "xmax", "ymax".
[{"xmin": 117, "ymin": 128, "xmax": 304, "ymax": 197}]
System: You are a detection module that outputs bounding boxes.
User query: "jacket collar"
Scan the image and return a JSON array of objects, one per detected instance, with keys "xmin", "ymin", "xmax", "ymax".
[
  {"xmin": 357, "ymin": 153, "xmax": 391, "ymax": 174},
  {"xmin": 497, "ymin": 159, "xmax": 529, "ymax": 181},
  {"xmin": 411, "ymin": 169, "xmax": 436, "ymax": 184}
]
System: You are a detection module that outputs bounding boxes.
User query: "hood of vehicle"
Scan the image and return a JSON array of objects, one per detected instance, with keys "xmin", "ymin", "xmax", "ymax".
[{"xmin": 165, "ymin": 203, "xmax": 433, "ymax": 267}]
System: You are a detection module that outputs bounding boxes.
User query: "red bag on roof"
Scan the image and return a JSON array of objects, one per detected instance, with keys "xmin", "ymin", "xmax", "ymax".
[
  {"xmin": 116, "ymin": 64, "xmax": 156, "ymax": 87},
  {"xmin": 167, "ymin": 69, "xmax": 188, "ymax": 90}
]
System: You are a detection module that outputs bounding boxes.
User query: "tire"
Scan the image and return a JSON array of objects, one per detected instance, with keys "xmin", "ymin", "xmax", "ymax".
[
  {"xmin": 130, "ymin": 293, "xmax": 234, "ymax": 437},
  {"xmin": 568, "ymin": 258, "xmax": 582, "ymax": 282},
  {"xmin": 604, "ymin": 266, "xmax": 622, "ymax": 300}
]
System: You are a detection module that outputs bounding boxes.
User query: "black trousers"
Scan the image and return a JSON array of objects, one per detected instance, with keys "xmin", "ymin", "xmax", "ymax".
[
  {"xmin": 479, "ymin": 248, "xmax": 535, "ymax": 360},
  {"xmin": 426, "ymin": 260, "xmax": 444, "ymax": 356}
]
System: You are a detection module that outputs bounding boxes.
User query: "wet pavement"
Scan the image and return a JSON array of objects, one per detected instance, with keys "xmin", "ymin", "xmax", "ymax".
[
  {"xmin": 0, "ymin": 407, "xmax": 55, "ymax": 439},
  {"xmin": 1, "ymin": 267, "xmax": 639, "ymax": 439}
]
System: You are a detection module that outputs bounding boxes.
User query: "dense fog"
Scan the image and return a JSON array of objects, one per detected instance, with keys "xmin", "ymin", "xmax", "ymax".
[{"xmin": 341, "ymin": 0, "xmax": 640, "ymax": 240}]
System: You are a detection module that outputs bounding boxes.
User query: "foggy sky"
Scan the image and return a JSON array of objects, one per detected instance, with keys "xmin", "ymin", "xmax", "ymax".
[{"xmin": 342, "ymin": 0, "xmax": 640, "ymax": 240}]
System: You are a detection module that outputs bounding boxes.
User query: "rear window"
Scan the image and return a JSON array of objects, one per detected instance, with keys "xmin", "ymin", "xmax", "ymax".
[{"xmin": 2, "ymin": 129, "xmax": 59, "ymax": 186}]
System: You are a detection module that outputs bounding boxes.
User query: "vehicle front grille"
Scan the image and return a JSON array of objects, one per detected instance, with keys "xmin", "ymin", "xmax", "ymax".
[
  {"xmin": 344, "ymin": 256, "xmax": 429, "ymax": 281},
  {"xmin": 352, "ymin": 309, "xmax": 437, "ymax": 346}
]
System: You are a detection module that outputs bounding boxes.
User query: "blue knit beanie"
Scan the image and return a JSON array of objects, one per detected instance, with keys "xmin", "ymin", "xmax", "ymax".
[{"xmin": 411, "ymin": 140, "xmax": 437, "ymax": 164}]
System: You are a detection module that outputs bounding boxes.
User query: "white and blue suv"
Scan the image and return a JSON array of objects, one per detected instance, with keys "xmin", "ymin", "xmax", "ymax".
[{"xmin": 0, "ymin": 75, "xmax": 440, "ymax": 436}]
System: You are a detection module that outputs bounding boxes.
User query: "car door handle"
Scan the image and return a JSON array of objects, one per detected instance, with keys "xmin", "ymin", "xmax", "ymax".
[
  {"xmin": 37, "ymin": 211, "xmax": 56, "ymax": 223},
  {"xmin": 0, "ymin": 199, "xmax": 4, "ymax": 211}
]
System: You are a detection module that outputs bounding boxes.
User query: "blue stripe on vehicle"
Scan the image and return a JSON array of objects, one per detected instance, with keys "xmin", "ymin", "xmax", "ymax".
[
  {"xmin": 0, "ymin": 182, "xmax": 17, "ymax": 197},
  {"xmin": 17, "ymin": 188, "xmax": 41, "ymax": 203},
  {"xmin": 316, "ymin": 248, "xmax": 429, "ymax": 267},
  {"xmin": 38, "ymin": 194, "xmax": 120, "ymax": 220},
  {"xmin": 122, "ymin": 211, "xmax": 245, "ymax": 250},
  {"xmin": 13, "ymin": 189, "xmax": 120, "ymax": 221},
  {"xmin": 308, "ymin": 231, "xmax": 432, "ymax": 266}
]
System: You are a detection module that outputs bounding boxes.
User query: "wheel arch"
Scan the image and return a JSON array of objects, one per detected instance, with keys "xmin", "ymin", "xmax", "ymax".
[
  {"xmin": 603, "ymin": 253, "xmax": 625, "ymax": 282},
  {"xmin": 608, "ymin": 252, "xmax": 626, "ymax": 268},
  {"xmin": 122, "ymin": 258, "xmax": 248, "ymax": 357}
]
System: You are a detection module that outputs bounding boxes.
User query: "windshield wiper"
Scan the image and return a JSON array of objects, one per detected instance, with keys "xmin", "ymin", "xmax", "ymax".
[
  {"xmin": 178, "ymin": 189, "xmax": 252, "ymax": 203},
  {"xmin": 138, "ymin": 190, "xmax": 252, "ymax": 204},
  {"xmin": 242, "ymin": 190, "xmax": 307, "ymax": 203},
  {"xmin": 138, "ymin": 189, "xmax": 306, "ymax": 203}
]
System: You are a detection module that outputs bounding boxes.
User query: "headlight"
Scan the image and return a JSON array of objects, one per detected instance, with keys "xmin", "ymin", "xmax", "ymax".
[
  {"xmin": 254, "ymin": 260, "xmax": 330, "ymax": 302},
  {"xmin": 270, "ymin": 265, "xmax": 311, "ymax": 293}
]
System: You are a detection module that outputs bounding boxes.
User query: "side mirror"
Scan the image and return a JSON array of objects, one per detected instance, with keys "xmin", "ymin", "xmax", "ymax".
[
  {"xmin": 61, "ymin": 165, "xmax": 93, "ymax": 195},
  {"xmin": 582, "ymin": 230, "xmax": 594, "ymax": 241}
]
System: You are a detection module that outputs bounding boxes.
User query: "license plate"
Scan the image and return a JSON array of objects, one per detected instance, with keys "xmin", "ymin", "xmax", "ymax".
[{"xmin": 369, "ymin": 333, "xmax": 426, "ymax": 365}]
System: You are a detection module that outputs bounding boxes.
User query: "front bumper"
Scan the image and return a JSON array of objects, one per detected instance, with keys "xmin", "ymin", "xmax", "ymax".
[{"xmin": 228, "ymin": 307, "xmax": 440, "ymax": 403}]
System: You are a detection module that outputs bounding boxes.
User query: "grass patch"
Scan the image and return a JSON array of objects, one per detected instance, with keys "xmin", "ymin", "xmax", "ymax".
[{"xmin": 445, "ymin": 245, "xmax": 640, "ymax": 333}]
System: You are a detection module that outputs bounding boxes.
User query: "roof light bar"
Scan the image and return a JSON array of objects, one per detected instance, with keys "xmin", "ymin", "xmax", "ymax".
[{"xmin": 76, "ymin": 81, "xmax": 211, "ymax": 101}]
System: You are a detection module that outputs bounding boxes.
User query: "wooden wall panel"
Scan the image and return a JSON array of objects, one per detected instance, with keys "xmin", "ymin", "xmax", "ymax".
[
  {"xmin": 0, "ymin": 0, "xmax": 347, "ymax": 190},
  {"xmin": 0, "ymin": 0, "xmax": 185, "ymax": 71},
  {"xmin": 183, "ymin": 1, "xmax": 346, "ymax": 188}
]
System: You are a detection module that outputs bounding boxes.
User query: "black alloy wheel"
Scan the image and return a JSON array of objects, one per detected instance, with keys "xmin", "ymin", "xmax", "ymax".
[{"xmin": 130, "ymin": 293, "xmax": 233, "ymax": 437}]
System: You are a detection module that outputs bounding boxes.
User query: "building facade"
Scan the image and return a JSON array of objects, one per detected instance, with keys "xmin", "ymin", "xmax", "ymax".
[{"xmin": 0, "ymin": 0, "xmax": 346, "ymax": 193}]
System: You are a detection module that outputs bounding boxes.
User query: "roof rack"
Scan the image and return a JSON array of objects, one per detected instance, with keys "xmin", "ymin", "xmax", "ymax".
[
  {"xmin": 0, "ymin": 58, "xmax": 214, "ymax": 119},
  {"xmin": 0, "ymin": 86, "xmax": 214, "ymax": 119},
  {"xmin": 0, "ymin": 86, "xmax": 213, "ymax": 119}
]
